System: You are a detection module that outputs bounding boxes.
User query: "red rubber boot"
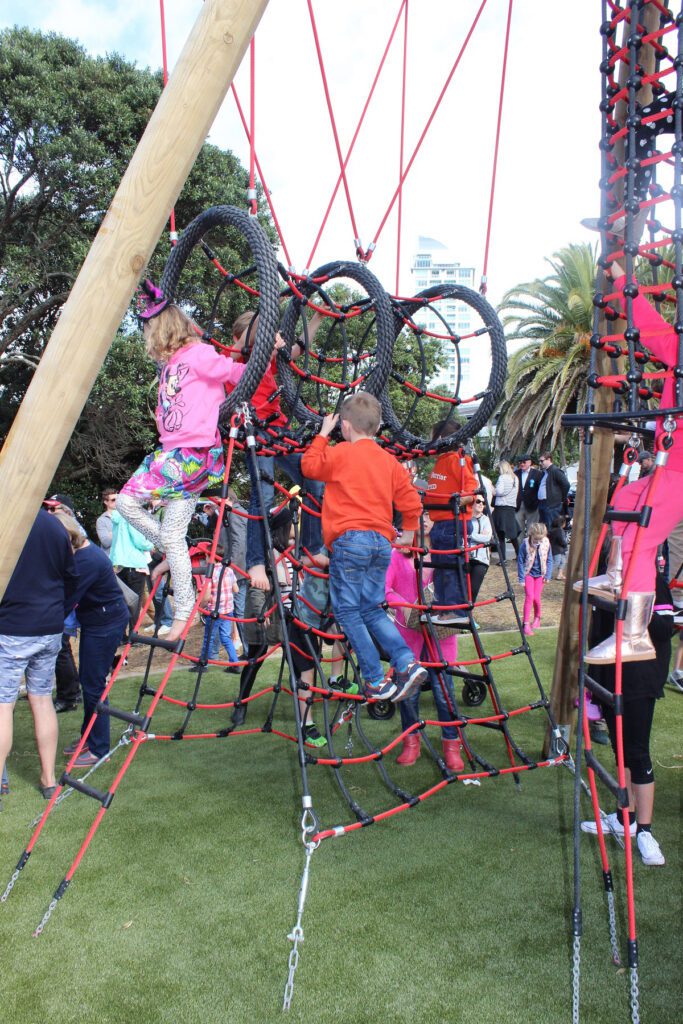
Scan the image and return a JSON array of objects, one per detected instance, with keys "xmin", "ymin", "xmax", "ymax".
[
  {"xmin": 442, "ymin": 738, "xmax": 465, "ymax": 772},
  {"xmin": 396, "ymin": 733, "xmax": 421, "ymax": 765}
]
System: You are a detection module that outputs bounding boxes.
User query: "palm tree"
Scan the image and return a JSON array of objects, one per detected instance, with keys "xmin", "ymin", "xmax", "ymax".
[{"xmin": 495, "ymin": 243, "xmax": 597, "ymax": 461}]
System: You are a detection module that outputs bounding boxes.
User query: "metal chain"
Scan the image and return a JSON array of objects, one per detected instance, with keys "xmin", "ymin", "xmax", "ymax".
[
  {"xmin": 282, "ymin": 834, "xmax": 318, "ymax": 1011},
  {"xmin": 572, "ymin": 934, "xmax": 581, "ymax": 1024},
  {"xmin": 629, "ymin": 967, "xmax": 640, "ymax": 1024},
  {"xmin": 33, "ymin": 896, "xmax": 59, "ymax": 937},
  {"xmin": 606, "ymin": 891, "xmax": 621, "ymax": 966},
  {"xmin": 0, "ymin": 869, "xmax": 21, "ymax": 903}
]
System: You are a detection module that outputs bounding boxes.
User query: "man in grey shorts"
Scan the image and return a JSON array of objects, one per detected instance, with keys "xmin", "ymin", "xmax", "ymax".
[{"xmin": 0, "ymin": 509, "xmax": 78, "ymax": 799}]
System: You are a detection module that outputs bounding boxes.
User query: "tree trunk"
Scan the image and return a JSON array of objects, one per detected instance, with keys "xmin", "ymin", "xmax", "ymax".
[{"xmin": 0, "ymin": 0, "xmax": 270, "ymax": 600}]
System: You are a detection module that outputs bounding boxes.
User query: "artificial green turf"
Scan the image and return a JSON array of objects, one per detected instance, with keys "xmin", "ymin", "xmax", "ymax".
[{"xmin": 0, "ymin": 630, "xmax": 680, "ymax": 1023}]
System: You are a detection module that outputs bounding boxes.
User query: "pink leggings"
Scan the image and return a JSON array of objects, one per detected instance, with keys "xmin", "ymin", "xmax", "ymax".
[
  {"xmin": 612, "ymin": 471, "xmax": 683, "ymax": 592},
  {"xmin": 523, "ymin": 575, "xmax": 544, "ymax": 624}
]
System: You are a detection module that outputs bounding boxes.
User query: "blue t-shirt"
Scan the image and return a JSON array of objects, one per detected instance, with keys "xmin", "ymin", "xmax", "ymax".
[{"xmin": 0, "ymin": 509, "xmax": 78, "ymax": 637}]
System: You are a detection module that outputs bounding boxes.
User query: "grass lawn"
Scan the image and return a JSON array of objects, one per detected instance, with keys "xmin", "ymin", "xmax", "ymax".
[{"xmin": 0, "ymin": 628, "xmax": 680, "ymax": 1023}]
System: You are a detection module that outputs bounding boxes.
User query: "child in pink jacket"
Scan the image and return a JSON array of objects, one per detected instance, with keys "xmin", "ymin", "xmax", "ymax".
[{"xmin": 385, "ymin": 544, "xmax": 464, "ymax": 770}]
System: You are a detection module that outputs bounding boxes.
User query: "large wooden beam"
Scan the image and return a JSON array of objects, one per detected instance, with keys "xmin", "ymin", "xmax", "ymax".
[{"xmin": 0, "ymin": 0, "xmax": 270, "ymax": 599}]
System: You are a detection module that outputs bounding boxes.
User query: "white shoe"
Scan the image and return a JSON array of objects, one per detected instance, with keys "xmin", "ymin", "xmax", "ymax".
[
  {"xmin": 637, "ymin": 830, "xmax": 665, "ymax": 866},
  {"xmin": 157, "ymin": 625, "xmax": 172, "ymax": 637},
  {"xmin": 581, "ymin": 811, "xmax": 636, "ymax": 837},
  {"xmin": 667, "ymin": 671, "xmax": 683, "ymax": 693}
]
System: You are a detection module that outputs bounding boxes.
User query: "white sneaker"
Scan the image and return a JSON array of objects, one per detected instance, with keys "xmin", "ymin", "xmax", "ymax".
[
  {"xmin": 667, "ymin": 671, "xmax": 683, "ymax": 693},
  {"xmin": 581, "ymin": 811, "xmax": 636, "ymax": 837},
  {"xmin": 157, "ymin": 625, "xmax": 171, "ymax": 637},
  {"xmin": 637, "ymin": 830, "xmax": 665, "ymax": 866}
]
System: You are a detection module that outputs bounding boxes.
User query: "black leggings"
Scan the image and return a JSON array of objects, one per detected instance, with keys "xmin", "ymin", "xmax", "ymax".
[{"xmin": 601, "ymin": 696, "xmax": 656, "ymax": 784}]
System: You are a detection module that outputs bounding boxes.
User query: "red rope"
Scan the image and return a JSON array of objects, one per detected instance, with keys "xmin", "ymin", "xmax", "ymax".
[
  {"xmin": 231, "ymin": 84, "xmax": 293, "ymax": 267},
  {"xmin": 395, "ymin": 0, "xmax": 409, "ymax": 293},
  {"xmin": 305, "ymin": 0, "xmax": 408, "ymax": 270},
  {"xmin": 158, "ymin": 0, "xmax": 177, "ymax": 244},
  {"xmin": 306, "ymin": 0, "xmax": 363, "ymax": 256},
  {"xmin": 369, "ymin": 0, "xmax": 490, "ymax": 253},
  {"xmin": 480, "ymin": 0, "xmax": 514, "ymax": 295},
  {"xmin": 248, "ymin": 38, "xmax": 257, "ymax": 216}
]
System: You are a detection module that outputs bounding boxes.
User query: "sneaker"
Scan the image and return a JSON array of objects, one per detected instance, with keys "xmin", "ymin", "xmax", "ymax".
[
  {"xmin": 431, "ymin": 613, "xmax": 470, "ymax": 626},
  {"xmin": 364, "ymin": 676, "xmax": 398, "ymax": 701},
  {"xmin": 581, "ymin": 811, "xmax": 636, "ymax": 837},
  {"xmin": 392, "ymin": 662, "xmax": 428, "ymax": 703},
  {"xmin": 72, "ymin": 750, "xmax": 99, "ymax": 768},
  {"xmin": 532, "ymin": 616, "xmax": 541, "ymax": 630},
  {"xmin": 523, "ymin": 624, "xmax": 534, "ymax": 636},
  {"xmin": 157, "ymin": 625, "xmax": 172, "ymax": 637},
  {"xmin": 636, "ymin": 830, "xmax": 665, "ymax": 866},
  {"xmin": 303, "ymin": 724, "xmax": 327, "ymax": 748},
  {"xmin": 329, "ymin": 677, "xmax": 360, "ymax": 696},
  {"xmin": 53, "ymin": 699, "xmax": 81, "ymax": 714},
  {"xmin": 667, "ymin": 671, "xmax": 683, "ymax": 693},
  {"xmin": 63, "ymin": 740, "xmax": 83, "ymax": 756}
]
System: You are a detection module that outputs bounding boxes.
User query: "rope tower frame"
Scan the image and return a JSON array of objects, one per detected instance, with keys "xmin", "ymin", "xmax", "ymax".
[
  {"xmin": 2, "ymin": 2, "xmax": 678, "ymax": 1021},
  {"xmin": 562, "ymin": 3, "xmax": 683, "ymax": 1023}
]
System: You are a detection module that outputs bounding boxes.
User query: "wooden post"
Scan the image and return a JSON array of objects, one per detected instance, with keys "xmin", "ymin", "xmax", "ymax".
[
  {"xmin": 545, "ymin": 2, "xmax": 660, "ymax": 749},
  {"xmin": 0, "ymin": 0, "xmax": 270, "ymax": 600}
]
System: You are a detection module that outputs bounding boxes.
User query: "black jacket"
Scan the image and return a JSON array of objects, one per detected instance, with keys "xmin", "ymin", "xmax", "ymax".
[
  {"xmin": 515, "ymin": 468, "xmax": 543, "ymax": 511},
  {"xmin": 540, "ymin": 464, "xmax": 570, "ymax": 506}
]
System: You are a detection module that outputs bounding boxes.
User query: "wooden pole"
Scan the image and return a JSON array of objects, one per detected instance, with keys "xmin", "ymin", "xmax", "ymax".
[
  {"xmin": 545, "ymin": 2, "xmax": 660, "ymax": 750},
  {"xmin": 0, "ymin": 0, "xmax": 270, "ymax": 600}
]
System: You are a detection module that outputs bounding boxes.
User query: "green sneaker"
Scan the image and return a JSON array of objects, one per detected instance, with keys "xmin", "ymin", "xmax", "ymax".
[
  {"xmin": 329, "ymin": 677, "xmax": 360, "ymax": 696},
  {"xmin": 303, "ymin": 724, "xmax": 327, "ymax": 748}
]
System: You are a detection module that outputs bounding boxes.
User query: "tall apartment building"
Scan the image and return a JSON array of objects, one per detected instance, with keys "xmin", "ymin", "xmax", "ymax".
[{"xmin": 409, "ymin": 236, "xmax": 489, "ymax": 397}]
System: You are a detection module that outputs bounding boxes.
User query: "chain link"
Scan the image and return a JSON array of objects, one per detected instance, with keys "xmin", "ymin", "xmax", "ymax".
[
  {"xmin": 33, "ymin": 896, "xmax": 59, "ymax": 937},
  {"xmin": 282, "ymin": 839, "xmax": 318, "ymax": 1011},
  {"xmin": 606, "ymin": 892, "xmax": 621, "ymax": 966},
  {"xmin": 572, "ymin": 934, "xmax": 581, "ymax": 1024},
  {"xmin": 0, "ymin": 869, "xmax": 21, "ymax": 903},
  {"xmin": 629, "ymin": 967, "xmax": 640, "ymax": 1024}
]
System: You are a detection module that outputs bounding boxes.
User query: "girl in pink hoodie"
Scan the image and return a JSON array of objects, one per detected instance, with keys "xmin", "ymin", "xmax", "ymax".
[
  {"xmin": 117, "ymin": 286, "xmax": 245, "ymax": 642},
  {"xmin": 385, "ymin": 543, "xmax": 464, "ymax": 770}
]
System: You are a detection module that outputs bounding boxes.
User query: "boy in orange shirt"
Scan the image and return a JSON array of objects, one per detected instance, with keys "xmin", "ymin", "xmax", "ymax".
[{"xmin": 301, "ymin": 393, "xmax": 426, "ymax": 701}]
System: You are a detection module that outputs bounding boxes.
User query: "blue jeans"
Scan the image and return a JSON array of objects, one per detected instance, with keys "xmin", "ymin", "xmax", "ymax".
[
  {"xmin": 233, "ymin": 576, "xmax": 249, "ymax": 645},
  {"xmin": 79, "ymin": 620, "xmax": 127, "ymax": 759},
  {"xmin": 246, "ymin": 452, "xmax": 323, "ymax": 568},
  {"xmin": 329, "ymin": 530, "xmax": 413, "ymax": 684},
  {"xmin": 538, "ymin": 502, "xmax": 562, "ymax": 529},
  {"xmin": 399, "ymin": 651, "xmax": 458, "ymax": 739},
  {"xmin": 430, "ymin": 518, "xmax": 469, "ymax": 611},
  {"xmin": 200, "ymin": 617, "xmax": 238, "ymax": 664}
]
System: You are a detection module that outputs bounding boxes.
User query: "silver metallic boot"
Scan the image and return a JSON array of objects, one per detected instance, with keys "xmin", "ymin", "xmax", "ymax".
[
  {"xmin": 584, "ymin": 591, "xmax": 656, "ymax": 665},
  {"xmin": 573, "ymin": 536, "xmax": 623, "ymax": 601}
]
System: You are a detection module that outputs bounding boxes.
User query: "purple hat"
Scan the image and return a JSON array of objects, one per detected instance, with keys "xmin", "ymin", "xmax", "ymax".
[{"xmin": 137, "ymin": 279, "xmax": 169, "ymax": 321}]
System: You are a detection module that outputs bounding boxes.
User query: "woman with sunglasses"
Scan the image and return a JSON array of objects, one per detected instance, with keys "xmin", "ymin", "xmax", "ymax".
[{"xmin": 468, "ymin": 496, "xmax": 492, "ymax": 601}]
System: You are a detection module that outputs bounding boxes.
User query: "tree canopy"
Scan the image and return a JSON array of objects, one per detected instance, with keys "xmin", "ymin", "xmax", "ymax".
[
  {"xmin": 494, "ymin": 243, "xmax": 597, "ymax": 461},
  {"xmin": 0, "ymin": 26, "xmax": 274, "ymax": 528}
]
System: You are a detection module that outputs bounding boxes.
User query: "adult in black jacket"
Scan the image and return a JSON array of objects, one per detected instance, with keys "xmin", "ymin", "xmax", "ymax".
[
  {"xmin": 514, "ymin": 455, "xmax": 543, "ymax": 537},
  {"xmin": 537, "ymin": 452, "xmax": 570, "ymax": 528}
]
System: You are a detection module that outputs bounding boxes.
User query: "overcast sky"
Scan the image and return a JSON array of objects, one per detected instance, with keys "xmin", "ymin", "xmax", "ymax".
[{"xmin": 2, "ymin": 0, "xmax": 601, "ymax": 307}]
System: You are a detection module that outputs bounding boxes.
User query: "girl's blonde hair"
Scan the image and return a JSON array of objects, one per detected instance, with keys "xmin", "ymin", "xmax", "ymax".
[
  {"xmin": 51, "ymin": 510, "xmax": 87, "ymax": 550},
  {"xmin": 528, "ymin": 522, "xmax": 548, "ymax": 544},
  {"xmin": 231, "ymin": 311, "xmax": 259, "ymax": 357},
  {"xmin": 498, "ymin": 460, "xmax": 514, "ymax": 476},
  {"xmin": 144, "ymin": 304, "xmax": 197, "ymax": 363}
]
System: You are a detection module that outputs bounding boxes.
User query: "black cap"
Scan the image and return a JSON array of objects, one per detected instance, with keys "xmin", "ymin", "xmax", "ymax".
[
  {"xmin": 638, "ymin": 451, "xmax": 654, "ymax": 463},
  {"xmin": 50, "ymin": 493, "xmax": 75, "ymax": 512},
  {"xmin": 517, "ymin": 454, "xmax": 532, "ymax": 462}
]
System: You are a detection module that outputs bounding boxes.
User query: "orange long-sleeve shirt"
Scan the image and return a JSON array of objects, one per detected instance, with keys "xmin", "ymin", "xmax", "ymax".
[
  {"xmin": 425, "ymin": 452, "xmax": 478, "ymax": 521},
  {"xmin": 301, "ymin": 435, "xmax": 422, "ymax": 547}
]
